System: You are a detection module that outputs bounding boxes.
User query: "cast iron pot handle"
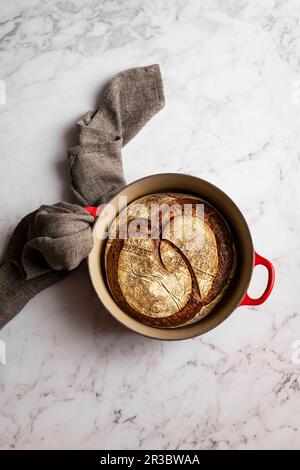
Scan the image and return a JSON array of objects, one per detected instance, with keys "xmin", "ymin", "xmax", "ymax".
[
  {"xmin": 239, "ymin": 252, "xmax": 275, "ymax": 307},
  {"xmin": 84, "ymin": 206, "xmax": 99, "ymax": 218}
]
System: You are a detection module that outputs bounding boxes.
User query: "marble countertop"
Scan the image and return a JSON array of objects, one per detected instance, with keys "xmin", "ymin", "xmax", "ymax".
[{"xmin": 0, "ymin": 0, "xmax": 300, "ymax": 450}]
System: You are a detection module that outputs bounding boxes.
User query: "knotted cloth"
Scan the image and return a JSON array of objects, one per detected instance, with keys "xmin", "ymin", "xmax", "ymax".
[{"xmin": 0, "ymin": 64, "xmax": 165, "ymax": 329}]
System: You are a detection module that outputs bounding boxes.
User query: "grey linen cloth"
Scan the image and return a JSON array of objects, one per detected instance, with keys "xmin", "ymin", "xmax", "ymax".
[{"xmin": 0, "ymin": 64, "xmax": 165, "ymax": 329}]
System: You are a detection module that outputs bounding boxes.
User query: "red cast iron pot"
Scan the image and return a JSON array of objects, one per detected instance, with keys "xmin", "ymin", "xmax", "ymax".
[{"xmin": 86, "ymin": 173, "xmax": 275, "ymax": 340}]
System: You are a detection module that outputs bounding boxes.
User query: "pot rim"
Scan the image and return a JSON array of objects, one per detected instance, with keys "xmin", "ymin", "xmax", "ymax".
[{"xmin": 88, "ymin": 173, "xmax": 254, "ymax": 340}]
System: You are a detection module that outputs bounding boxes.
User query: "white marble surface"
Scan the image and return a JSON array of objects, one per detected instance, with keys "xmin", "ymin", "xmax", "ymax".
[{"xmin": 0, "ymin": 0, "xmax": 300, "ymax": 450}]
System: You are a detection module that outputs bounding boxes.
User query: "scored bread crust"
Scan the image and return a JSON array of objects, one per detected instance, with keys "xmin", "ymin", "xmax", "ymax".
[{"xmin": 105, "ymin": 193, "xmax": 235, "ymax": 328}]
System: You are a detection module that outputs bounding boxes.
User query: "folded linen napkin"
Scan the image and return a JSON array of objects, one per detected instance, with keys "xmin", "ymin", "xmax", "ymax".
[{"xmin": 0, "ymin": 64, "xmax": 165, "ymax": 329}]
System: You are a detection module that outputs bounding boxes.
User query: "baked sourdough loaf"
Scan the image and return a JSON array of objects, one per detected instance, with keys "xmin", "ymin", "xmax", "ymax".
[{"xmin": 105, "ymin": 193, "xmax": 236, "ymax": 328}]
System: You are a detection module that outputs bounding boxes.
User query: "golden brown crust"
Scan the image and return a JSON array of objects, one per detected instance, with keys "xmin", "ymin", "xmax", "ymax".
[{"xmin": 105, "ymin": 193, "xmax": 235, "ymax": 328}]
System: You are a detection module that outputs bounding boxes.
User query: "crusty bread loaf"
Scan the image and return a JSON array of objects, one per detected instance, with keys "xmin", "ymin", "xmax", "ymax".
[{"xmin": 105, "ymin": 193, "xmax": 236, "ymax": 328}]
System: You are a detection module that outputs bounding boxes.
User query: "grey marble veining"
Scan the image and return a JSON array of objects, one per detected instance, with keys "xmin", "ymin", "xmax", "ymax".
[{"xmin": 0, "ymin": 0, "xmax": 300, "ymax": 450}]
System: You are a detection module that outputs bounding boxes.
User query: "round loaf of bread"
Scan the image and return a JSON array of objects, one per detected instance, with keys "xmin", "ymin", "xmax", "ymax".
[{"xmin": 105, "ymin": 193, "xmax": 236, "ymax": 328}]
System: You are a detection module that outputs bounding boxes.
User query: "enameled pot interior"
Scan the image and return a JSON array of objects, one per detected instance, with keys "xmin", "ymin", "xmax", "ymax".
[{"xmin": 88, "ymin": 173, "xmax": 254, "ymax": 340}]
